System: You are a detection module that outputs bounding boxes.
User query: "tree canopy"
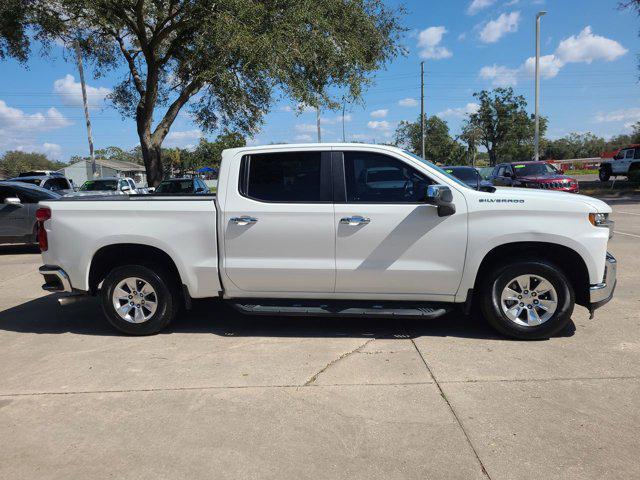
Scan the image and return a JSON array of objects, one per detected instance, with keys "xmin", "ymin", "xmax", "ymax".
[
  {"xmin": 2, "ymin": 0, "xmax": 405, "ymax": 185},
  {"xmin": 464, "ymin": 87, "xmax": 545, "ymax": 166},
  {"xmin": 393, "ymin": 115, "xmax": 466, "ymax": 165},
  {"xmin": 0, "ymin": 151, "xmax": 67, "ymax": 179}
]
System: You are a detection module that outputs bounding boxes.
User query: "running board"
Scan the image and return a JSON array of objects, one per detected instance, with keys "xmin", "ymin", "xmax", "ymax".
[{"xmin": 229, "ymin": 299, "xmax": 452, "ymax": 319}]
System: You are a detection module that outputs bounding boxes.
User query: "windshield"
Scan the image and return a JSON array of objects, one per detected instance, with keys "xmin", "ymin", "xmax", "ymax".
[
  {"xmin": 80, "ymin": 180, "xmax": 117, "ymax": 191},
  {"xmin": 444, "ymin": 167, "xmax": 479, "ymax": 182},
  {"xmin": 402, "ymin": 151, "xmax": 471, "ymax": 189},
  {"xmin": 513, "ymin": 163, "xmax": 558, "ymax": 177},
  {"xmin": 156, "ymin": 180, "xmax": 194, "ymax": 193}
]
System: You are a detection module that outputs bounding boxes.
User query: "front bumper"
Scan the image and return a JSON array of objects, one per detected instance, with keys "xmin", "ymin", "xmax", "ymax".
[
  {"xmin": 589, "ymin": 252, "xmax": 617, "ymax": 310},
  {"xmin": 39, "ymin": 265, "xmax": 72, "ymax": 293}
]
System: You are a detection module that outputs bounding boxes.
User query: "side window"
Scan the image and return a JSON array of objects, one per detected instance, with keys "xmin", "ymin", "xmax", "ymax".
[
  {"xmin": 496, "ymin": 166, "xmax": 505, "ymax": 176},
  {"xmin": 128, "ymin": 179, "xmax": 136, "ymax": 189},
  {"xmin": 616, "ymin": 150, "xmax": 626, "ymax": 160},
  {"xmin": 242, "ymin": 151, "xmax": 326, "ymax": 202},
  {"xmin": 343, "ymin": 151, "xmax": 430, "ymax": 203},
  {"xmin": 635, "ymin": 149, "xmax": 640, "ymax": 160},
  {"xmin": 625, "ymin": 149, "xmax": 634, "ymax": 159},
  {"xmin": 505, "ymin": 166, "xmax": 513, "ymax": 176},
  {"xmin": 118, "ymin": 180, "xmax": 129, "ymax": 190}
]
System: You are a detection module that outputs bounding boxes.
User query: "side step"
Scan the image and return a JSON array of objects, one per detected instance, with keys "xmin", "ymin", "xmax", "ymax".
[{"xmin": 229, "ymin": 299, "xmax": 452, "ymax": 319}]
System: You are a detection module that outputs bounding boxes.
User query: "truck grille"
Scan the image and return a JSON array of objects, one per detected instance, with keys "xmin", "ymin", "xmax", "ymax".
[{"xmin": 539, "ymin": 181, "xmax": 566, "ymax": 189}]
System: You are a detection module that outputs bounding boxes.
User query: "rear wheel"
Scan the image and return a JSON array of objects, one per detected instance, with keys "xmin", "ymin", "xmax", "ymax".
[
  {"xmin": 598, "ymin": 167, "xmax": 611, "ymax": 182},
  {"xmin": 100, "ymin": 264, "xmax": 178, "ymax": 335},
  {"xmin": 480, "ymin": 260, "xmax": 574, "ymax": 340},
  {"xmin": 629, "ymin": 164, "xmax": 640, "ymax": 183}
]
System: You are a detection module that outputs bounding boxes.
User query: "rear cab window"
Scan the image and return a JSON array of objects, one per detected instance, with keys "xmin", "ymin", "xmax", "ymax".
[{"xmin": 240, "ymin": 151, "xmax": 330, "ymax": 203}]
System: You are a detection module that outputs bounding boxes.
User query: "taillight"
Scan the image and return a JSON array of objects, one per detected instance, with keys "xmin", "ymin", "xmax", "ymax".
[{"xmin": 35, "ymin": 207, "xmax": 51, "ymax": 252}]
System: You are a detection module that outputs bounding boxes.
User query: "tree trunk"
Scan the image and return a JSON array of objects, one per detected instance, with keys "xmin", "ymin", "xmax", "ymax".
[
  {"xmin": 488, "ymin": 148, "xmax": 497, "ymax": 166},
  {"xmin": 139, "ymin": 134, "xmax": 164, "ymax": 187}
]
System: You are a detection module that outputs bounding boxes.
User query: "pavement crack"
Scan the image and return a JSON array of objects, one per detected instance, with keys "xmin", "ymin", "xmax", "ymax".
[
  {"xmin": 304, "ymin": 338, "xmax": 375, "ymax": 386},
  {"xmin": 410, "ymin": 338, "xmax": 493, "ymax": 480}
]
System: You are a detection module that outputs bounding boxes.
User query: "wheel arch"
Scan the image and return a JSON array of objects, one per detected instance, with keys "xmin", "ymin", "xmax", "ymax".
[
  {"xmin": 473, "ymin": 241, "xmax": 590, "ymax": 307},
  {"xmin": 88, "ymin": 243, "xmax": 183, "ymax": 295}
]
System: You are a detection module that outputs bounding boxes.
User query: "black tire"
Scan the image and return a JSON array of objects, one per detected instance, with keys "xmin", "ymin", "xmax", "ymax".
[
  {"xmin": 629, "ymin": 165, "xmax": 640, "ymax": 183},
  {"xmin": 100, "ymin": 264, "xmax": 179, "ymax": 335},
  {"xmin": 480, "ymin": 260, "xmax": 574, "ymax": 340},
  {"xmin": 598, "ymin": 167, "xmax": 611, "ymax": 182}
]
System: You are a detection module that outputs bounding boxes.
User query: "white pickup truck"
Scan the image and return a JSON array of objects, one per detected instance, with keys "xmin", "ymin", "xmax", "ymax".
[{"xmin": 37, "ymin": 144, "xmax": 617, "ymax": 339}]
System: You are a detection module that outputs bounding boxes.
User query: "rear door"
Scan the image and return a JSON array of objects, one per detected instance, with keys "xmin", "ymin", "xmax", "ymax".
[
  {"xmin": 222, "ymin": 150, "xmax": 335, "ymax": 293},
  {"xmin": 0, "ymin": 186, "xmax": 27, "ymax": 238},
  {"xmin": 332, "ymin": 150, "xmax": 467, "ymax": 297}
]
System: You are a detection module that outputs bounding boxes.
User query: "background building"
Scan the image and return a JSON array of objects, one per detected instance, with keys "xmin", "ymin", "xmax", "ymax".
[{"xmin": 60, "ymin": 158, "xmax": 147, "ymax": 187}]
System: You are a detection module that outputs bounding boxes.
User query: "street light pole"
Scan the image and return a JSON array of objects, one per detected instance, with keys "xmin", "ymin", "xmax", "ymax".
[
  {"xmin": 534, "ymin": 11, "xmax": 546, "ymax": 161},
  {"xmin": 420, "ymin": 61, "xmax": 425, "ymax": 159}
]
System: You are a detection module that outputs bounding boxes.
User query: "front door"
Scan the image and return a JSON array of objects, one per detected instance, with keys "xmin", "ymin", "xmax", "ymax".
[
  {"xmin": 222, "ymin": 150, "xmax": 335, "ymax": 294},
  {"xmin": 333, "ymin": 150, "xmax": 467, "ymax": 297}
]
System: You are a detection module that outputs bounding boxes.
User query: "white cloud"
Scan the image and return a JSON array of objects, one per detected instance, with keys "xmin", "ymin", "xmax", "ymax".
[
  {"xmin": 337, "ymin": 113, "xmax": 353, "ymax": 123},
  {"xmin": 41, "ymin": 142, "xmax": 63, "ymax": 160},
  {"xmin": 467, "ymin": 0, "xmax": 496, "ymax": 15},
  {"xmin": 0, "ymin": 100, "xmax": 72, "ymax": 155},
  {"xmin": 350, "ymin": 133, "xmax": 370, "ymax": 141},
  {"xmin": 279, "ymin": 105, "xmax": 293, "ymax": 112},
  {"xmin": 458, "ymin": 32, "xmax": 467, "ymax": 41},
  {"xmin": 53, "ymin": 74, "xmax": 111, "ymax": 107},
  {"xmin": 479, "ymin": 26, "xmax": 627, "ymax": 86},
  {"xmin": 595, "ymin": 107, "xmax": 640, "ymax": 123},
  {"xmin": 398, "ymin": 98, "xmax": 418, "ymax": 107},
  {"xmin": 479, "ymin": 64, "xmax": 519, "ymax": 86},
  {"xmin": 370, "ymin": 109, "xmax": 388, "ymax": 118},
  {"xmin": 367, "ymin": 120, "xmax": 391, "ymax": 131},
  {"xmin": 521, "ymin": 54, "xmax": 564, "ymax": 79},
  {"xmin": 437, "ymin": 103, "xmax": 480, "ymax": 119},
  {"xmin": 295, "ymin": 134, "xmax": 313, "ymax": 142},
  {"xmin": 417, "ymin": 27, "xmax": 452, "ymax": 60},
  {"xmin": 555, "ymin": 26, "xmax": 627, "ymax": 64},
  {"xmin": 479, "ymin": 12, "xmax": 521, "ymax": 44},
  {"xmin": 295, "ymin": 123, "xmax": 317, "ymax": 133}
]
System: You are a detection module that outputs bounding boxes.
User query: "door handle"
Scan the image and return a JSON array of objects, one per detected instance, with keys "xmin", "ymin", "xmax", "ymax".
[
  {"xmin": 230, "ymin": 216, "xmax": 258, "ymax": 226},
  {"xmin": 340, "ymin": 215, "xmax": 371, "ymax": 226}
]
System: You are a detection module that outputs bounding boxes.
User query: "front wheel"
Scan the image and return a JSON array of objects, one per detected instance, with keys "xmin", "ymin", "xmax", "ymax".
[
  {"xmin": 480, "ymin": 260, "xmax": 574, "ymax": 340},
  {"xmin": 100, "ymin": 264, "xmax": 178, "ymax": 335},
  {"xmin": 598, "ymin": 168, "xmax": 611, "ymax": 182}
]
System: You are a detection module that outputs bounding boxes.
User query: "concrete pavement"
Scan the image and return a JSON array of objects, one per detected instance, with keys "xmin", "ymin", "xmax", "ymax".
[{"xmin": 0, "ymin": 204, "xmax": 639, "ymax": 479}]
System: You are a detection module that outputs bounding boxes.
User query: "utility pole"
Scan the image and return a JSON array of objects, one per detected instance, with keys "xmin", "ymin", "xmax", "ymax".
[
  {"xmin": 316, "ymin": 107, "xmax": 322, "ymax": 143},
  {"xmin": 342, "ymin": 99, "xmax": 346, "ymax": 142},
  {"xmin": 75, "ymin": 38, "xmax": 96, "ymax": 176},
  {"xmin": 420, "ymin": 61, "xmax": 425, "ymax": 159},
  {"xmin": 534, "ymin": 11, "xmax": 546, "ymax": 161}
]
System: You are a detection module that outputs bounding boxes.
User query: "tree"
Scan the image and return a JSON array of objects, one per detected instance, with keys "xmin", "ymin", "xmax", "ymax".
[
  {"xmin": 466, "ymin": 87, "xmax": 543, "ymax": 166},
  {"xmin": 393, "ymin": 115, "xmax": 465, "ymax": 164},
  {"xmin": 0, "ymin": 151, "xmax": 67, "ymax": 178},
  {"xmin": 1, "ymin": 1, "xmax": 404, "ymax": 186}
]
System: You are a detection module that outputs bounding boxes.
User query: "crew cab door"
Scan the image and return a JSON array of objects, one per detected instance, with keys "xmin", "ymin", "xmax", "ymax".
[
  {"xmin": 222, "ymin": 150, "xmax": 335, "ymax": 293},
  {"xmin": 332, "ymin": 150, "xmax": 467, "ymax": 297}
]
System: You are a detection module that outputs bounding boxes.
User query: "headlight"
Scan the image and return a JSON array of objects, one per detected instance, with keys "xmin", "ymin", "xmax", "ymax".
[{"xmin": 589, "ymin": 212, "xmax": 609, "ymax": 226}]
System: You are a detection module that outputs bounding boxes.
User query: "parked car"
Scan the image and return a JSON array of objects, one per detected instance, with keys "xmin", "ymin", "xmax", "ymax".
[
  {"xmin": 10, "ymin": 174, "xmax": 75, "ymax": 195},
  {"xmin": 66, "ymin": 177, "xmax": 141, "ymax": 197},
  {"xmin": 155, "ymin": 178, "xmax": 209, "ymax": 194},
  {"xmin": 490, "ymin": 161, "xmax": 579, "ymax": 193},
  {"xmin": 599, "ymin": 144, "xmax": 640, "ymax": 182},
  {"xmin": 37, "ymin": 144, "xmax": 615, "ymax": 340},
  {"xmin": 0, "ymin": 181, "xmax": 61, "ymax": 244},
  {"xmin": 442, "ymin": 166, "xmax": 494, "ymax": 191}
]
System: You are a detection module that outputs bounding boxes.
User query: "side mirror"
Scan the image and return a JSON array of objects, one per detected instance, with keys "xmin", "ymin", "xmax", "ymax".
[
  {"xmin": 195, "ymin": 187, "xmax": 204, "ymax": 193},
  {"xmin": 426, "ymin": 185, "xmax": 455, "ymax": 217},
  {"xmin": 4, "ymin": 197, "xmax": 21, "ymax": 206}
]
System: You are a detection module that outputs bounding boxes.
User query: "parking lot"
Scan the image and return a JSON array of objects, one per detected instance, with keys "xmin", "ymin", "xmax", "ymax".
[{"xmin": 0, "ymin": 200, "xmax": 638, "ymax": 480}]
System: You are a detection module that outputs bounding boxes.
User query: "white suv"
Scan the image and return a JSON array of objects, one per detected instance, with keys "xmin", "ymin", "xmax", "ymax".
[{"xmin": 599, "ymin": 145, "xmax": 640, "ymax": 182}]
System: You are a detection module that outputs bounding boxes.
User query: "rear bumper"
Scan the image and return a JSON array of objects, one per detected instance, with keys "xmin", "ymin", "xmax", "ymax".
[
  {"xmin": 39, "ymin": 265, "xmax": 72, "ymax": 293},
  {"xmin": 589, "ymin": 252, "xmax": 617, "ymax": 310}
]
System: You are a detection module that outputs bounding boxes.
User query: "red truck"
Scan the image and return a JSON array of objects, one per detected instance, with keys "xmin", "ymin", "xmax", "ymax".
[{"xmin": 489, "ymin": 161, "xmax": 579, "ymax": 193}]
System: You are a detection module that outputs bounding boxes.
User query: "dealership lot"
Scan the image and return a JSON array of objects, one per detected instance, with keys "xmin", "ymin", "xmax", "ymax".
[{"xmin": 0, "ymin": 202, "xmax": 638, "ymax": 480}]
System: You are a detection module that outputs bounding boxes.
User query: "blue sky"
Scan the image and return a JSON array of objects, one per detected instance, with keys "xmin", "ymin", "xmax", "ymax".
[{"xmin": 0, "ymin": 0, "xmax": 638, "ymax": 161}]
